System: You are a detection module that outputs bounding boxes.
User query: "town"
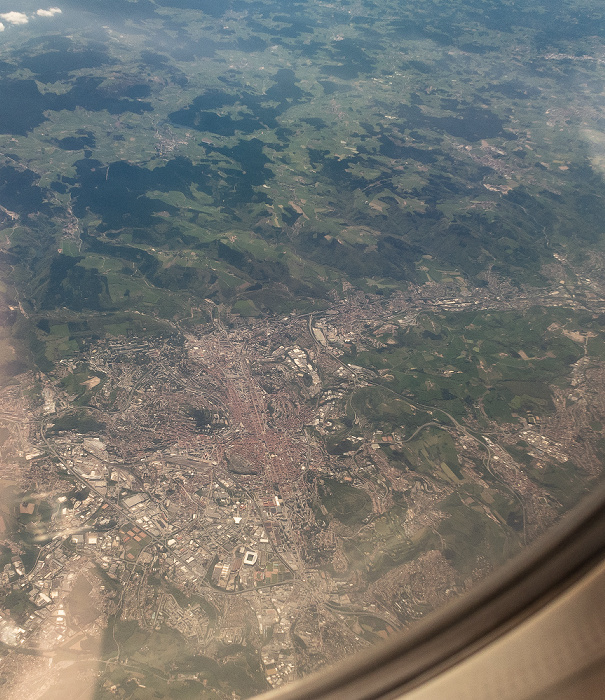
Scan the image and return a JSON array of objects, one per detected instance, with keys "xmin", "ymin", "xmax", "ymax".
[{"xmin": 0, "ymin": 270, "xmax": 604, "ymax": 697}]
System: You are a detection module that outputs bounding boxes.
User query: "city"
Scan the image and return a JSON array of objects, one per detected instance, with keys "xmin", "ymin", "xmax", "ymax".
[{"xmin": 0, "ymin": 265, "xmax": 603, "ymax": 697}]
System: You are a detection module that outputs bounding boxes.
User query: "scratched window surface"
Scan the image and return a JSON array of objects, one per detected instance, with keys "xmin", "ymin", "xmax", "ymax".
[{"xmin": 0, "ymin": 0, "xmax": 604, "ymax": 697}]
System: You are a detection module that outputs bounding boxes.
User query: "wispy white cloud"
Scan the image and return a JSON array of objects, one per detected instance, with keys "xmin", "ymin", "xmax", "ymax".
[
  {"xmin": 36, "ymin": 7, "xmax": 62, "ymax": 17},
  {"xmin": 0, "ymin": 11, "xmax": 29, "ymax": 25},
  {"xmin": 0, "ymin": 8, "xmax": 62, "ymax": 30}
]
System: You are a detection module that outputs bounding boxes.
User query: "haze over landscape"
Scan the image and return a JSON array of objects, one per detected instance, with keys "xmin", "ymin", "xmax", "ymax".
[{"xmin": 0, "ymin": 0, "xmax": 605, "ymax": 698}]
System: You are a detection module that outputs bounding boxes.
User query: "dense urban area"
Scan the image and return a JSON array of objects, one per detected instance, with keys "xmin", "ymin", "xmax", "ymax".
[{"xmin": 1, "ymin": 265, "xmax": 605, "ymax": 697}]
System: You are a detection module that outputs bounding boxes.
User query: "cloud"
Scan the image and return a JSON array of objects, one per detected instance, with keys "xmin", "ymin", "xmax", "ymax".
[
  {"xmin": 36, "ymin": 7, "xmax": 62, "ymax": 17},
  {"xmin": 0, "ymin": 8, "xmax": 61, "ymax": 31},
  {"xmin": 0, "ymin": 11, "xmax": 29, "ymax": 25}
]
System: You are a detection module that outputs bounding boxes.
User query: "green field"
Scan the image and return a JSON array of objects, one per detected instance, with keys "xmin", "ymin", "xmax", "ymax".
[
  {"xmin": 318, "ymin": 478, "xmax": 372, "ymax": 529},
  {"xmin": 344, "ymin": 308, "xmax": 583, "ymax": 424},
  {"xmin": 96, "ymin": 620, "xmax": 267, "ymax": 699}
]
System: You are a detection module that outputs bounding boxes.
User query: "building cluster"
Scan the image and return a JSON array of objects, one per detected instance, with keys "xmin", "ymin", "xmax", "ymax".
[{"xmin": 1, "ymin": 275, "xmax": 600, "ymax": 692}]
